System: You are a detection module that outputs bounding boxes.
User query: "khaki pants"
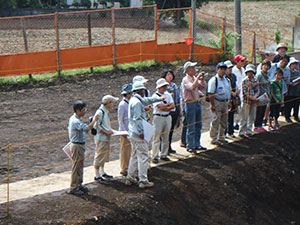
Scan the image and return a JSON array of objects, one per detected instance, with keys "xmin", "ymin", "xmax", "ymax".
[
  {"xmin": 120, "ymin": 136, "xmax": 131, "ymax": 174},
  {"xmin": 210, "ymin": 101, "xmax": 229, "ymax": 142},
  {"xmin": 93, "ymin": 140, "xmax": 110, "ymax": 168},
  {"xmin": 152, "ymin": 115, "xmax": 171, "ymax": 159},
  {"xmin": 70, "ymin": 143, "xmax": 85, "ymax": 191},
  {"xmin": 239, "ymin": 103, "xmax": 257, "ymax": 136},
  {"xmin": 127, "ymin": 136, "xmax": 149, "ymax": 183}
]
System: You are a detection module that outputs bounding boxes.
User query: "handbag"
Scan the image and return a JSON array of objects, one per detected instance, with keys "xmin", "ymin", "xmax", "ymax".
[{"xmin": 232, "ymin": 95, "xmax": 241, "ymax": 106}]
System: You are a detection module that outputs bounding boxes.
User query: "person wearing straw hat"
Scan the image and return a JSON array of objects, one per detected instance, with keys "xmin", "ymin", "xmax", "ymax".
[
  {"xmin": 68, "ymin": 101, "xmax": 99, "ymax": 196},
  {"xmin": 125, "ymin": 81, "xmax": 166, "ymax": 189},
  {"xmin": 151, "ymin": 78, "xmax": 175, "ymax": 164},
  {"xmin": 273, "ymin": 43, "xmax": 288, "ymax": 63},
  {"xmin": 224, "ymin": 60, "xmax": 239, "ymax": 138},
  {"xmin": 118, "ymin": 84, "xmax": 133, "ymax": 176},
  {"xmin": 93, "ymin": 95, "xmax": 119, "ymax": 183},
  {"xmin": 208, "ymin": 62, "xmax": 232, "ymax": 145},
  {"xmin": 239, "ymin": 64, "xmax": 259, "ymax": 137},
  {"xmin": 182, "ymin": 61, "xmax": 207, "ymax": 153},
  {"xmin": 285, "ymin": 57, "xmax": 300, "ymax": 122}
]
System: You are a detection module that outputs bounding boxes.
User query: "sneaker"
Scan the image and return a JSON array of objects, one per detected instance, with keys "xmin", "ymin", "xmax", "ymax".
[
  {"xmin": 211, "ymin": 141, "xmax": 221, "ymax": 145},
  {"xmin": 120, "ymin": 171, "xmax": 127, "ymax": 176},
  {"xmin": 219, "ymin": 139, "xmax": 229, "ymax": 144},
  {"xmin": 79, "ymin": 186, "xmax": 89, "ymax": 193},
  {"xmin": 195, "ymin": 146, "xmax": 207, "ymax": 150},
  {"xmin": 139, "ymin": 181, "xmax": 154, "ymax": 189},
  {"xmin": 94, "ymin": 176, "xmax": 107, "ymax": 182},
  {"xmin": 68, "ymin": 189, "xmax": 84, "ymax": 196},
  {"xmin": 229, "ymin": 134, "xmax": 236, "ymax": 138},
  {"xmin": 168, "ymin": 148, "xmax": 176, "ymax": 154},
  {"xmin": 160, "ymin": 157, "xmax": 171, "ymax": 161},
  {"xmin": 238, "ymin": 134, "xmax": 246, "ymax": 138},
  {"xmin": 234, "ymin": 124, "xmax": 239, "ymax": 130},
  {"xmin": 268, "ymin": 126, "xmax": 275, "ymax": 131},
  {"xmin": 274, "ymin": 124, "xmax": 280, "ymax": 130},
  {"xmin": 102, "ymin": 173, "xmax": 113, "ymax": 179},
  {"xmin": 259, "ymin": 127, "xmax": 266, "ymax": 132},
  {"xmin": 125, "ymin": 177, "xmax": 138, "ymax": 186},
  {"xmin": 254, "ymin": 127, "xmax": 261, "ymax": 132},
  {"xmin": 294, "ymin": 117, "xmax": 300, "ymax": 122},
  {"xmin": 152, "ymin": 158, "xmax": 159, "ymax": 164},
  {"xmin": 187, "ymin": 149, "xmax": 195, "ymax": 153},
  {"xmin": 180, "ymin": 143, "xmax": 186, "ymax": 148},
  {"xmin": 286, "ymin": 118, "xmax": 293, "ymax": 123}
]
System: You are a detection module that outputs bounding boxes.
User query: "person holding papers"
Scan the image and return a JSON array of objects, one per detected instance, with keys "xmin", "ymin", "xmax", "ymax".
[
  {"xmin": 118, "ymin": 83, "xmax": 133, "ymax": 176},
  {"xmin": 93, "ymin": 95, "xmax": 119, "ymax": 183},
  {"xmin": 68, "ymin": 101, "xmax": 99, "ymax": 196},
  {"xmin": 151, "ymin": 78, "xmax": 175, "ymax": 164},
  {"xmin": 125, "ymin": 81, "xmax": 166, "ymax": 189}
]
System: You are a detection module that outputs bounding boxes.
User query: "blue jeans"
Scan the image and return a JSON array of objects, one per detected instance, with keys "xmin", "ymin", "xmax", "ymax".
[{"xmin": 185, "ymin": 102, "xmax": 202, "ymax": 150}]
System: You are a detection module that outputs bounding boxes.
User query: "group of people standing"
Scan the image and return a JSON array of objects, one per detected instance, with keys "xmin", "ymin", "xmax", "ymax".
[{"xmin": 67, "ymin": 42, "xmax": 299, "ymax": 195}]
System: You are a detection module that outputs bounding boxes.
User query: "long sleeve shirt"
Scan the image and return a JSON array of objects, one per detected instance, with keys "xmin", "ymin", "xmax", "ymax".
[
  {"xmin": 68, "ymin": 113, "xmax": 88, "ymax": 143},
  {"xmin": 128, "ymin": 93, "xmax": 161, "ymax": 138},
  {"xmin": 242, "ymin": 76, "xmax": 259, "ymax": 105},
  {"xmin": 94, "ymin": 105, "xmax": 111, "ymax": 142},
  {"xmin": 166, "ymin": 82, "xmax": 180, "ymax": 110},
  {"xmin": 118, "ymin": 98, "xmax": 130, "ymax": 131}
]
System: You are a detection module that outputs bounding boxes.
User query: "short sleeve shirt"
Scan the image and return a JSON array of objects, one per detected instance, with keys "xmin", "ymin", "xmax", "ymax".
[
  {"xmin": 207, "ymin": 75, "xmax": 232, "ymax": 101},
  {"xmin": 271, "ymin": 80, "xmax": 283, "ymax": 103}
]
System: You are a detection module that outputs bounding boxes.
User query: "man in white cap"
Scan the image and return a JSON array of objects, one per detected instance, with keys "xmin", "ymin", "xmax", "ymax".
[
  {"xmin": 125, "ymin": 81, "xmax": 166, "ymax": 188},
  {"xmin": 133, "ymin": 75, "xmax": 151, "ymax": 120},
  {"xmin": 273, "ymin": 43, "xmax": 288, "ymax": 63},
  {"xmin": 285, "ymin": 57, "xmax": 300, "ymax": 122},
  {"xmin": 182, "ymin": 61, "xmax": 207, "ymax": 153},
  {"xmin": 118, "ymin": 84, "xmax": 133, "ymax": 176},
  {"xmin": 151, "ymin": 78, "xmax": 175, "ymax": 163},
  {"xmin": 93, "ymin": 95, "xmax": 119, "ymax": 182},
  {"xmin": 208, "ymin": 62, "xmax": 232, "ymax": 145},
  {"xmin": 239, "ymin": 64, "xmax": 259, "ymax": 137}
]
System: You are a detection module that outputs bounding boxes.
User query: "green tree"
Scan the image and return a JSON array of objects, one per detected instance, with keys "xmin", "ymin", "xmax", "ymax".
[{"xmin": 15, "ymin": 0, "xmax": 43, "ymax": 8}]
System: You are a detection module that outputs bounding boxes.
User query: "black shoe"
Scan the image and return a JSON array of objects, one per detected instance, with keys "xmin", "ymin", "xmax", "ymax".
[
  {"xmin": 79, "ymin": 186, "xmax": 89, "ymax": 193},
  {"xmin": 68, "ymin": 189, "xmax": 84, "ymax": 196},
  {"xmin": 187, "ymin": 149, "xmax": 195, "ymax": 153},
  {"xmin": 294, "ymin": 117, "xmax": 300, "ymax": 122},
  {"xmin": 211, "ymin": 141, "xmax": 221, "ymax": 146},
  {"xmin": 196, "ymin": 146, "xmax": 207, "ymax": 150},
  {"xmin": 180, "ymin": 143, "xmax": 186, "ymax": 148},
  {"xmin": 102, "ymin": 173, "xmax": 113, "ymax": 179},
  {"xmin": 239, "ymin": 134, "xmax": 245, "ymax": 138},
  {"xmin": 219, "ymin": 140, "xmax": 229, "ymax": 144},
  {"xmin": 160, "ymin": 157, "xmax": 171, "ymax": 161},
  {"xmin": 262, "ymin": 119, "xmax": 267, "ymax": 126},
  {"xmin": 152, "ymin": 158, "xmax": 159, "ymax": 164},
  {"xmin": 234, "ymin": 124, "xmax": 239, "ymax": 130},
  {"xmin": 94, "ymin": 176, "xmax": 107, "ymax": 182},
  {"xmin": 286, "ymin": 118, "xmax": 293, "ymax": 123},
  {"xmin": 168, "ymin": 148, "xmax": 176, "ymax": 154},
  {"xmin": 120, "ymin": 171, "xmax": 127, "ymax": 176}
]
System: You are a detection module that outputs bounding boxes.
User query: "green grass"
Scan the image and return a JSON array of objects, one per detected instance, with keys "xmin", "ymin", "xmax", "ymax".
[{"xmin": 0, "ymin": 60, "xmax": 182, "ymax": 85}]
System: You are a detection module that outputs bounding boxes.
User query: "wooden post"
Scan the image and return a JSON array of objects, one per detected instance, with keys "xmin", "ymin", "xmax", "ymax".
[
  {"xmin": 6, "ymin": 144, "xmax": 10, "ymax": 217},
  {"xmin": 55, "ymin": 13, "xmax": 61, "ymax": 77},
  {"xmin": 87, "ymin": 13, "xmax": 93, "ymax": 73},
  {"xmin": 20, "ymin": 18, "xmax": 32, "ymax": 80},
  {"xmin": 111, "ymin": 8, "xmax": 117, "ymax": 68}
]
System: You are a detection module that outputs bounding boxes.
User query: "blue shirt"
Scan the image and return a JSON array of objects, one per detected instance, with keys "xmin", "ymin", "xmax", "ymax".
[
  {"xmin": 128, "ymin": 93, "xmax": 160, "ymax": 138},
  {"xmin": 166, "ymin": 82, "xmax": 180, "ymax": 109},
  {"xmin": 268, "ymin": 62, "xmax": 290, "ymax": 94},
  {"xmin": 118, "ymin": 98, "xmax": 130, "ymax": 131},
  {"xmin": 207, "ymin": 74, "xmax": 231, "ymax": 101},
  {"xmin": 94, "ymin": 105, "xmax": 111, "ymax": 142},
  {"xmin": 68, "ymin": 113, "xmax": 88, "ymax": 143}
]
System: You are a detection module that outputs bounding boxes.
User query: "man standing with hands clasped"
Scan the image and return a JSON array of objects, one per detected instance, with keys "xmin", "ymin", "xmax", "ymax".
[
  {"xmin": 208, "ymin": 62, "xmax": 232, "ymax": 145},
  {"xmin": 182, "ymin": 61, "xmax": 207, "ymax": 153},
  {"xmin": 125, "ymin": 81, "xmax": 166, "ymax": 189}
]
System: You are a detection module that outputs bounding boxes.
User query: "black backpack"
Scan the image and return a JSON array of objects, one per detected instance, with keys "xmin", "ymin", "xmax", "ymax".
[
  {"xmin": 205, "ymin": 76, "xmax": 218, "ymax": 102},
  {"xmin": 89, "ymin": 108, "xmax": 105, "ymax": 136}
]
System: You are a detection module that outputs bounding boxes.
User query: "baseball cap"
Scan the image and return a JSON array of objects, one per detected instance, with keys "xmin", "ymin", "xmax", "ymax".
[
  {"xmin": 183, "ymin": 61, "xmax": 197, "ymax": 73},
  {"xmin": 102, "ymin": 95, "xmax": 119, "ymax": 105},
  {"xmin": 245, "ymin": 64, "xmax": 256, "ymax": 73},
  {"xmin": 234, "ymin": 55, "xmax": 246, "ymax": 62},
  {"xmin": 216, "ymin": 62, "xmax": 227, "ymax": 69},
  {"xmin": 224, "ymin": 60, "xmax": 234, "ymax": 68}
]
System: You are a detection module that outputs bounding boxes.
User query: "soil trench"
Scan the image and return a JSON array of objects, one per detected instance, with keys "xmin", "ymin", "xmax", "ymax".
[{"xmin": 1, "ymin": 123, "xmax": 300, "ymax": 225}]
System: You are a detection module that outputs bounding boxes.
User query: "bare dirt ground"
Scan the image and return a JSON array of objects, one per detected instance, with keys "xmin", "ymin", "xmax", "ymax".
[{"xmin": 0, "ymin": 123, "xmax": 300, "ymax": 225}]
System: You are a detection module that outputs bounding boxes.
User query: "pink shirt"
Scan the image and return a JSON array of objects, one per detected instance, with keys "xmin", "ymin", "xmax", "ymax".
[{"xmin": 182, "ymin": 74, "xmax": 205, "ymax": 101}]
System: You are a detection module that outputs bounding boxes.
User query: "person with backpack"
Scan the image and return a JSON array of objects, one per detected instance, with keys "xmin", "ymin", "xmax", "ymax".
[
  {"xmin": 93, "ymin": 95, "xmax": 119, "ymax": 182},
  {"xmin": 208, "ymin": 62, "xmax": 232, "ymax": 145},
  {"xmin": 239, "ymin": 64, "xmax": 259, "ymax": 137}
]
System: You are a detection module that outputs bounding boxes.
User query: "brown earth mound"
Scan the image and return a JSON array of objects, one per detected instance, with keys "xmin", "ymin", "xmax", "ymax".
[{"xmin": 1, "ymin": 123, "xmax": 300, "ymax": 225}]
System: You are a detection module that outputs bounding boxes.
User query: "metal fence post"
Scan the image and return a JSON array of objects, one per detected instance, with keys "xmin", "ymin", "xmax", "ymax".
[
  {"xmin": 87, "ymin": 13, "xmax": 93, "ymax": 73},
  {"xmin": 20, "ymin": 18, "xmax": 32, "ymax": 80},
  {"xmin": 191, "ymin": 0, "xmax": 196, "ymax": 61},
  {"xmin": 253, "ymin": 32, "xmax": 256, "ymax": 64},
  {"xmin": 111, "ymin": 8, "xmax": 117, "ymax": 68},
  {"xmin": 55, "ymin": 13, "xmax": 61, "ymax": 77},
  {"xmin": 6, "ymin": 144, "xmax": 10, "ymax": 217},
  {"xmin": 223, "ymin": 17, "xmax": 227, "ymax": 56}
]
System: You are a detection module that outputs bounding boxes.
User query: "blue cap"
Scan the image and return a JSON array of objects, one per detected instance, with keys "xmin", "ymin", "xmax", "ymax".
[
  {"xmin": 216, "ymin": 62, "xmax": 227, "ymax": 69},
  {"xmin": 121, "ymin": 83, "xmax": 133, "ymax": 95}
]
